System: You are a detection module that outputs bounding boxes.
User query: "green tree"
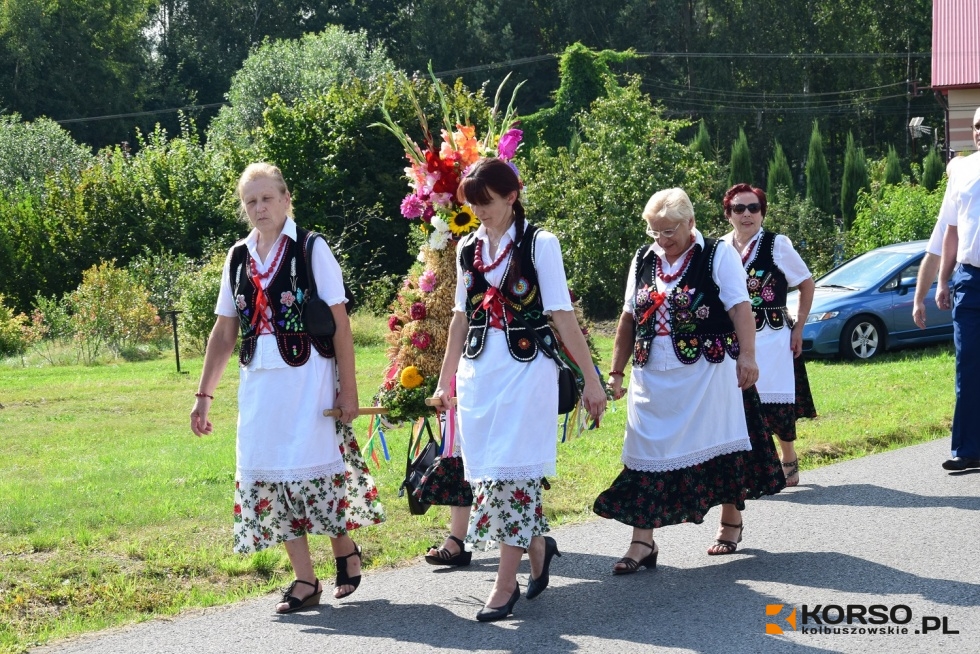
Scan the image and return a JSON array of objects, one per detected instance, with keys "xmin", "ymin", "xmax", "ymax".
[
  {"xmin": 0, "ymin": 0, "xmax": 157, "ymax": 147},
  {"xmin": 884, "ymin": 145, "xmax": 903, "ymax": 185},
  {"xmin": 523, "ymin": 77, "xmax": 722, "ymax": 317},
  {"xmin": 921, "ymin": 147, "xmax": 944, "ymax": 192},
  {"xmin": 690, "ymin": 120, "xmax": 713, "ymax": 161},
  {"xmin": 767, "ymin": 140, "xmax": 794, "ymax": 200},
  {"xmin": 805, "ymin": 121, "xmax": 832, "ymax": 216},
  {"xmin": 0, "ymin": 115, "xmax": 93, "ymax": 196},
  {"xmin": 728, "ymin": 128, "xmax": 753, "ymax": 188},
  {"xmin": 207, "ymin": 26, "xmax": 395, "ymax": 147},
  {"xmin": 840, "ymin": 132, "xmax": 869, "ymax": 229}
]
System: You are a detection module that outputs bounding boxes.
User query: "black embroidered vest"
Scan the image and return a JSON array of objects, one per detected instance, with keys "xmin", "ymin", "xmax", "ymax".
[
  {"xmin": 229, "ymin": 227, "xmax": 335, "ymax": 367},
  {"xmin": 744, "ymin": 230, "xmax": 789, "ymax": 331},
  {"xmin": 631, "ymin": 237, "xmax": 739, "ymax": 367},
  {"xmin": 459, "ymin": 224, "xmax": 557, "ymax": 361}
]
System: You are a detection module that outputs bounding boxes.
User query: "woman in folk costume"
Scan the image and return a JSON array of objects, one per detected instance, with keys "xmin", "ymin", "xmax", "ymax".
[
  {"xmin": 430, "ymin": 158, "xmax": 606, "ymax": 621},
  {"xmin": 594, "ymin": 187, "xmax": 784, "ymax": 574},
  {"xmin": 190, "ymin": 163, "xmax": 383, "ymax": 614},
  {"xmin": 720, "ymin": 183, "xmax": 817, "ymax": 486}
]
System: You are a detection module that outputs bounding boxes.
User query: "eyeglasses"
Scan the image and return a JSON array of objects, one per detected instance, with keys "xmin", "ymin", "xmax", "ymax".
[
  {"xmin": 731, "ymin": 203, "xmax": 762, "ymax": 215},
  {"xmin": 646, "ymin": 226, "xmax": 680, "ymax": 239}
]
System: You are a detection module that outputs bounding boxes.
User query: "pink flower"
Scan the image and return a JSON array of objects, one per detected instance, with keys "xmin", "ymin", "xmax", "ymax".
[
  {"xmin": 497, "ymin": 129, "xmax": 523, "ymax": 160},
  {"xmin": 280, "ymin": 291, "xmax": 295, "ymax": 307},
  {"xmin": 387, "ymin": 315, "xmax": 402, "ymax": 331},
  {"xmin": 411, "ymin": 331, "xmax": 431, "ymax": 349},
  {"xmin": 400, "ymin": 194, "xmax": 425, "ymax": 219},
  {"xmin": 409, "ymin": 302, "xmax": 427, "ymax": 321},
  {"xmin": 419, "ymin": 270, "xmax": 437, "ymax": 292}
]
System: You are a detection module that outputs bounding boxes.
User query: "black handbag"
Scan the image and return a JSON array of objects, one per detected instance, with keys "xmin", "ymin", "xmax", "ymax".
[
  {"xmin": 399, "ymin": 417, "xmax": 439, "ymax": 515},
  {"xmin": 508, "ymin": 308, "xmax": 581, "ymax": 414}
]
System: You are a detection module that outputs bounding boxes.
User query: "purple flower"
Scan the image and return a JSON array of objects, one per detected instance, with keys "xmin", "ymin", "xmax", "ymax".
[
  {"xmin": 497, "ymin": 129, "xmax": 523, "ymax": 160},
  {"xmin": 400, "ymin": 194, "xmax": 426, "ymax": 219}
]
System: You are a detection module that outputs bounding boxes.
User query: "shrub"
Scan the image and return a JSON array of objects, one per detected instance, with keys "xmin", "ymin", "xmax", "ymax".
[
  {"xmin": 359, "ymin": 273, "xmax": 402, "ymax": 317},
  {"xmin": 176, "ymin": 248, "xmax": 228, "ymax": 355},
  {"xmin": 921, "ymin": 148, "xmax": 944, "ymax": 192},
  {"xmin": 767, "ymin": 141, "xmax": 794, "ymax": 200},
  {"xmin": 765, "ymin": 197, "xmax": 842, "ymax": 277},
  {"xmin": 127, "ymin": 249, "xmax": 193, "ymax": 315},
  {"xmin": 0, "ymin": 295, "xmax": 31, "ymax": 356},
  {"xmin": 840, "ymin": 133, "xmax": 870, "ymax": 229},
  {"xmin": 0, "ymin": 114, "xmax": 93, "ymax": 196},
  {"xmin": 728, "ymin": 128, "xmax": 753, "ymax": 187},
  {"xmin": 849, "ymin": 178, "xmax": 946, "ymax": 255},
  {"xmin": 805, "ymin": 121, "xmax": 832, "ymax": 216},
  {"xmin": 884, "ymin": 145, "xmax": 903, "ymax": 185},
  {"xmin": 67, "ymin": 262, "xmax": 165, "ymax": 363}
]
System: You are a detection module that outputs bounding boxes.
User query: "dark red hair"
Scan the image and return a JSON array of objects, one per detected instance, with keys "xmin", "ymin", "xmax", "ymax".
[{"xmin": 723, "ymin": 183, "xmax": 767, "ymax": 217}]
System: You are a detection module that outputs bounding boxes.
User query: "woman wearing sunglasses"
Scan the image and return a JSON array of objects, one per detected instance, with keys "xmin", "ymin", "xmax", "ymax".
[
  {"xmin": 593, "ymin": 188, "xmax": 785, "ymax": 571},
  {"xmin": 721, "ymin": 183, "xmax": 817, "ymax": 488}
]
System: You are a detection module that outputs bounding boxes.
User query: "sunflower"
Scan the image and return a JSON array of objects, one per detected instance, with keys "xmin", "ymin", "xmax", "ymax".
[{"xmin": 448, "ymin": 205, "xmax": 479, "ymax": 235}]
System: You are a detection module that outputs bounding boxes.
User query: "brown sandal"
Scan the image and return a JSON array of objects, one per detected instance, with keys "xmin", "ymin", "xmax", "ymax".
[
  {"xmin": 782, "ymin": 458, "xmax": 800, "ymax": 487},
  {"xmin": 613, "ymin": 540, "xmax": 658, "ymax": 575},
  {"xmin": 707, "ymin": 521, "xmax": 743, "ymax": 556}
]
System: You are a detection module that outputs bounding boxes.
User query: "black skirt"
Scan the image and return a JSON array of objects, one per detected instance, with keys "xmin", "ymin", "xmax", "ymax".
[{"xmin": 593, "ymin": 387, "xmax": 785, "ymax": 529}]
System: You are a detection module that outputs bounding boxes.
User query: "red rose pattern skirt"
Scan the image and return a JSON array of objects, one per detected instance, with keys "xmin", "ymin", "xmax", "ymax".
[
  {"xmin": 233, "ymin": 420, "xmax": 386, "ymax": 554},
  {"xmin": 466, "ymin": 479, "xmax": 549, "ymax": 549},
  {"xmin": 592, "ymin": 387, "xmax": 785, "ymax": 530}
]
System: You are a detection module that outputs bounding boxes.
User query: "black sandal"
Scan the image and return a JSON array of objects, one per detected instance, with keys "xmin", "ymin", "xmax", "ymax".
[
  {"xmin": 334, "ymin": 543, "xmax": 362, "ymax": 599},
  {"xmin": 707, "ymin": 521, "xmax": 744, "ymax": 556},
  {"xmin": 424, "ymin": 535, "xmax": 472, "ymax": 567},
  {"xmin": 782, "ymin": 458, "xmax": 800, "ymax": 487},
  {"xmin": 276, "ymin": 578, "xmax": 322, "ymax": 614},
  {"xmin": 612, "ymin": 540, "xmax": 658, "ymax": 575}
]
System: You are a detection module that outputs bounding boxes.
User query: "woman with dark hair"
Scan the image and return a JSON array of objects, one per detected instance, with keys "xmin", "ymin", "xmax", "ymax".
[
  {"xmin": 594, "ymin": 187, "xmax": 785, "ymax": 571},
  {"xmin": 720, "ymin": 183, "xmax": 817, "ymax": 486},
  {"xmin": 430, "ymin": 157, "xmax": 606, "ymax": 621}
]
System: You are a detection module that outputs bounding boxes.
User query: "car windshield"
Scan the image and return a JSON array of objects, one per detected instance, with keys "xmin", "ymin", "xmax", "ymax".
[{"xmin": 816, "ymin": 250, "xmax": 913, "ymax": 290}]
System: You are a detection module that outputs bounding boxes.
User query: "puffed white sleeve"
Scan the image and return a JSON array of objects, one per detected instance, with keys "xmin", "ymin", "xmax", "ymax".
[
  {"xmin": 534, "ymin": 230, "xmax": 574, "ymax": 313},
  {"xmin": 310, "ymin": 237, "xmax": 348, "ymax": 306},
  {"xmin": 773, "ymin": 234, "xmax": 813, "ymax": 287},
  {"xmin": 711, "ymin": 241, "xmax": 750, "ymax": 310},
  {"xmin": 215, "ymin": 247, "xmax": 238, "ymax": 318},
  {"xmin": 622, "ymin": 250, "xmax": 642, "ymax": 315}
]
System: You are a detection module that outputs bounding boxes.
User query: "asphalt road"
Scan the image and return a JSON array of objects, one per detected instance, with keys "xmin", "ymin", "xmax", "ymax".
[{"xmin": 36, "ymin": 438, "xmax": 980, "ymax": 654}]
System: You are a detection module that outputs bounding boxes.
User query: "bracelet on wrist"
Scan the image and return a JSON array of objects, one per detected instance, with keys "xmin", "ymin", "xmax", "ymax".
[
  {"xmin": 195, "ymin": 392, "xmax": 214, "ymax": 400},
  {"xmin": 608, "ymin": 370, "xmax": 625, "ymax": 378}
]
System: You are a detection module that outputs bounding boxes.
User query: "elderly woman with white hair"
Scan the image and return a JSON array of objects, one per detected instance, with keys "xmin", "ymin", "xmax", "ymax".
[{"xmin": 593, "ymin": 188, "xmax": 785, "ymax": 574}]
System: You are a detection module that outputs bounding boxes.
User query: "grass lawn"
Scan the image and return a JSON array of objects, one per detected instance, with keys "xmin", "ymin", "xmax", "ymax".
[{"xmin": 0, "ymin": 328, "xmax": 956, "ymax": 653}]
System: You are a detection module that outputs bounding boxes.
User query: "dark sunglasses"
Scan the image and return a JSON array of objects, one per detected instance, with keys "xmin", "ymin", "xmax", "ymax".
[{"xmin": 731, "ymin": 203, "xmax": 761, "ymax": 215}]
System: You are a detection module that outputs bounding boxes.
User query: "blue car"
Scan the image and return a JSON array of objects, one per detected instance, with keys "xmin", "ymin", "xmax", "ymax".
[{"xmin": 787, "ymin": 240, "xmax": 953, "ymax": 360}]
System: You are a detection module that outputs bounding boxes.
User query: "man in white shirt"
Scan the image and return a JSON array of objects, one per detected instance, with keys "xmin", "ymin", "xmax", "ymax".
[
  {"xmin": 913, "ymin": 156, "xmax": 963, "ymax": 328},
  {"xmin": 934, "ymin": 107, "xmax": 980, "ymax": 471}
]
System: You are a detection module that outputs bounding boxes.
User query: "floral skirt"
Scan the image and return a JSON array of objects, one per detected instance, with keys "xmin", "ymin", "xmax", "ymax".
[
  {"xmin": 762, "ymin": 356, "xmax": 818, "ymax": 442},
  {"xmin": 414, "ymin": 455, "xmax": 474, "ymax": 507},
  {"xmin": 233, "ymin": 421, "xmax": 386, "ymax": 554},
  {"xmin": 467, "ymin": 479, "xmax": 549, "ymax": 549},
  {"xmin": 593, "ymin": 387, "xmax": 785, "ymax": 529}
]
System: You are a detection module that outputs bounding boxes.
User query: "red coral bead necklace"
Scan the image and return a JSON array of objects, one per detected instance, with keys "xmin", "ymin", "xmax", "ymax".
[
  {"xmin": 249, "ymin": 236, "xmax": 288, "ymax": 281},
  {"xmin": 656, "ymin": 239, "xmax": 696, "ymax": 283},
  {"xmin": 473, "ymin": 238, "xmax": 513, "ymax": 273}
]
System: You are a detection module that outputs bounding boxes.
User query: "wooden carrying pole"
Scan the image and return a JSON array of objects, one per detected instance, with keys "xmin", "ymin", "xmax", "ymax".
[
  {"xmin": 322, "ymin": 407, "xmax": 390, "ymax": 417},
  {"xmin": 424, "ymin": 397, "xmax": 458, "ymax": 407}
]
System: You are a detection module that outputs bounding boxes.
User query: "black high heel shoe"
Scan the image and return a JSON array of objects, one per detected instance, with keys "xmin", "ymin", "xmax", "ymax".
[
  {"xmin": 476, "ymin": 584, "xmax": 521, "ymax": 622},
  {"xmin": 612, "ymin": 540, "xmax": 658, "ymax": 575},
  {"xmin": 526, "ymin": 536, "xmax": 561, "ymax": 599},
  {"xmin": 334, "ymin": 542, "xmax": 362, "ymax": 599}
]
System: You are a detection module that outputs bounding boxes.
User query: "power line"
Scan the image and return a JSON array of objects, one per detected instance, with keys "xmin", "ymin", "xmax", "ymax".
[{"xmin": 54, "ymin": 102, "xmax": 227, "ymax": 125}]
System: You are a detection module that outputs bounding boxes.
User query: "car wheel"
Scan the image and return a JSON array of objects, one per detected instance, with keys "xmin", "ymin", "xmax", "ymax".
[{"xmin": 840, "ymin": 316, "xmax": 884, "ymax": 360}]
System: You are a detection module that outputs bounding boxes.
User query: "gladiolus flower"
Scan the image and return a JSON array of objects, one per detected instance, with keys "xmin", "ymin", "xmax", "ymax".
[{"xmin": 497, "ymin": 129, "xmax": 523, "ymax": 160}]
